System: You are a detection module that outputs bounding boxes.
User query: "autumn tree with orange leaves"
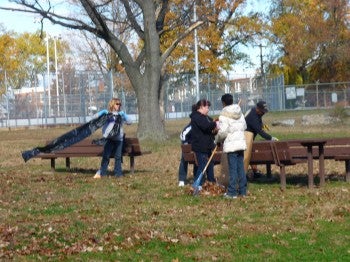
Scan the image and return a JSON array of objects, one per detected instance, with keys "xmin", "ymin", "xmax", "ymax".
[{"xmin": 267, "ymin": 0, "xmax": 350, "ymax": 84}]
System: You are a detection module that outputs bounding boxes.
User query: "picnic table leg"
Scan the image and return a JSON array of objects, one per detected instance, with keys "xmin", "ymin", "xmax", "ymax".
[
  {"xmin": 279, "ymin": 165, "xmax": 286, "ymax": 191},
  {"xmin": 301, "ymin": 140, "xmax": 327, "ymax": 189},
  {"xmin": 306, "ymin": 145, "xmax": 314, "ymax": 188},
  {"xmin": 50, "ymin": 159, "xmax": 55, "ymax": 170},
  {"xmin": 130, "ymin": 156, "xmax": 135, "ymax": 174},
  {"xmin": 319, "ymin": 145, "xmax": 325, "ymax": 186},
  {"xmin": 66, "ymin": 157, "xmax": 71, "ymax": 169},
  {"xmin": 345, "ymin": 160, "xmax": 350, "ymax": 182},
  {"xmin": 266, "ymin": 164, "xmax": 272, "ymax": 178}
]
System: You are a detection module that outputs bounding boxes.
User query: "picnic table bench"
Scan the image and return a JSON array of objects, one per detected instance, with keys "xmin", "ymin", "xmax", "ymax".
[
  {"xmin": 252, "ymin": 137, "xmax": 350, "ymax": 188},
  {"xmin": 250, "ymin": 141, "xmax": 307, "ymax": 190},
  {"xmin": 334, "ymin": 155, "xmax": 350, "ymax": 182},
  {"xmin": 181, "ymin": 144, "xmax": 222, "ymax": 166},
  {"xmin": 182, "ymin": 137, "xmax": 350, "ymax": 190},
  {"xmin": 286, "ymin": 137, "xmax": 350, "ymax": 160},
  {"xmin": 33, "ymin": 137, "xmax": 151, "ymax": 174},
  {"xmin": 182, "ymin": 142, "xmax": 304, "ymax": 190},
  {"xmin": 286, "ymin": 137, "xmax": 350, "ymax": 184}
]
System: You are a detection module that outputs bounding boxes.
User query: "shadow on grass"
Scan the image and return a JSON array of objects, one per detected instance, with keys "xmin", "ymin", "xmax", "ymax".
[
  {"xmin": 54, "ymin": 167, "xmax": 150, "ymax": 176},
  {"xmin": 249, "ymin": 173, "xmax": 346, "ymax": 187}
]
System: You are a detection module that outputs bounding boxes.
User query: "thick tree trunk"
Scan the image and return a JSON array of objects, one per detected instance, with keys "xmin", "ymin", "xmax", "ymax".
[
  {"xmin": 134, "ymin": 76, "xmax": 166, "ymax": 141},
  {"xmin": 130, "ymin": 1, "xmax": 166, "ymax": 141}
]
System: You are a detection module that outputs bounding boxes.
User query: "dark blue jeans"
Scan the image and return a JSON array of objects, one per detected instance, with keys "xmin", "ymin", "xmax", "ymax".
[
  {"xmin": 227, "ymin": 150, "xmax": 247, "ymax": 196},
  {"xmin": 178, "ymin": 154, "xmax": 198, "ymax": 182},
  {"xmin": 194, "ymin": 151, "xmax": 216, "ymax": 185},
  {"xmin": 100, "ymin": 139, "xmax": 123, "ymax": 177}
]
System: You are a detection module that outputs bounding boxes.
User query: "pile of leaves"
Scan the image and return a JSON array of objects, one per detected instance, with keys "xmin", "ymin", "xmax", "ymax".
[{"xmin": 187, "ymin": 181, "xmax": 226, "ymax": 196}]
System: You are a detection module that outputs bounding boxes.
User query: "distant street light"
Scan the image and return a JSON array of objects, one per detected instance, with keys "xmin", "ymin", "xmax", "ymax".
[
  {"xmin": 194, "ymin": 3, "xmax": 200, "ymax": 101},
  {"xmin": 45, "ymin": 36, "xmax": 51, "ymax": 116},
  {"xmin": 5, "ymin": 70, "xmax": 9, "ymax": 127},
  {"xmin": 54, "ymin": 36, "xmax": 60, "ymax": 116},
  {"xmin": 45, "ymin": 34, "xmax": 61, "ymax": 117}
]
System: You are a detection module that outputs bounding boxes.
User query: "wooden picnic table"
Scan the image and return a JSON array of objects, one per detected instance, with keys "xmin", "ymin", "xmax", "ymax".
[
  {"xmin": 298, "ymin": 138, "xmax": 327, "ymax": 188},
  {"xmin": 251, "ymin": 137, "xmax": 350, "ymax": 189},
  {"xmin": 183, "ymin": 137, "xmax": 349, "ymax": 189}
]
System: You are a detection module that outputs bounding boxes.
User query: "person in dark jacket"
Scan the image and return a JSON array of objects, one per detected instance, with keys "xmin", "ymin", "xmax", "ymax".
[
  {"xmin": 190, "ymin": 99, "xmax": 218, "ymax": 188},
  {"xmin": 178, "ymin": 104, "xmax": 198, "ymax": 187},
  {"xmin": 243, "ymin": 100, "xmax": 278, "ymax": 174},
  {"xmin": 178, "ymin": 122, "xmax": 193, "ymax": 186}
]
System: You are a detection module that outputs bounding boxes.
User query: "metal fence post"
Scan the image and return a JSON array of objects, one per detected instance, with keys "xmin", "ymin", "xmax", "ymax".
[
  {"xmin": 5, "ymin": 70, "xmax": 9, "ymax": 128},
  {"xmin": 109, "ymin": 70, "xmax": 114, "ymax": 99}
]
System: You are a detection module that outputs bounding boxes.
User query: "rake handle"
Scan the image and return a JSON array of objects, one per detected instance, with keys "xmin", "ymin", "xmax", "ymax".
[{"xmin": 202, "ymin": 144, "xmax": 218, "ymax": 174}]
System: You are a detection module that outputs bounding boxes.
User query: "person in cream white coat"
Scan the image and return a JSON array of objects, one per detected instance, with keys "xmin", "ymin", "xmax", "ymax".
[{"xmin": 215, "ymin": 94, "xmax": 247, "ymax": 198}]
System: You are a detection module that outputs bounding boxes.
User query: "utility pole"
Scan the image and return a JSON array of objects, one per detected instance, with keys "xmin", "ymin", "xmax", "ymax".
[
  {"xmin": 194, "ymin": 2, "xmax": 200, "ymax": 101},
  {"xmin": 46, "ymin": 36, "xmax": 51, "ymax": 116},
  {"xmin": 54, "ymin": 36, "xmax": 60, "ymax": 116},
  {"xmin": 4, "ymin": 70, "xmax": 9, "ymax": 128}
]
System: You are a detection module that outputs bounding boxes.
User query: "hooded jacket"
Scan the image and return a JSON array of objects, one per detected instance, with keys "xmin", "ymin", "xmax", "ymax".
[
  {"xmin": 190, "ymin": 111, "xmax": 216, "ymax": 153},
  {"xmin": 215, "ymin": 104, "xmax": 247, "ymax": 153},
  {"xmin": 180, "ymin": 123, "xmax": 192, "ymax": 144}
]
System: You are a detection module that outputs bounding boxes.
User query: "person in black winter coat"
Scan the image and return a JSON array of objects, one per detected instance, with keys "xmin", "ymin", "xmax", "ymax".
[
  {"xmin": 190, "ymin": 99, "xmax": 218, "ymax": 188},
  {"xmin": 178, "ymin": 104, "xmax": 198, "ymax": 187},
  {"xmin": 244, "ymin": 100, "xmax": 278, "ymax": 174}
]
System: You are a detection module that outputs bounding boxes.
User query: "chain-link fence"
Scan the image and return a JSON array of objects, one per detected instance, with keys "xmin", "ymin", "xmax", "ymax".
[{"xmin": 0, "ymin": 70, "xmax": 349, "ymax": 128}]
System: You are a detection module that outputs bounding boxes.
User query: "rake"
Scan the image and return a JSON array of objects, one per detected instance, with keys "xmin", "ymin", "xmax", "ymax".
[{"xmin": 192, "ymin": 145, "xmax": 218, "ymax": 195}]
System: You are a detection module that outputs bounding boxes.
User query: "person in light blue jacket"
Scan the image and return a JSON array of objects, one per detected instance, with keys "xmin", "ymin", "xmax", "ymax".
[{"xmin": 94, "ymin": 98, "xmax": 132, "ymax": 178}]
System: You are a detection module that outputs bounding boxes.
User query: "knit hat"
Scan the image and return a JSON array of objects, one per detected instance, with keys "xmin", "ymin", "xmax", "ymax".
[{"xmin": 256, "ymin": 101, "xmax": 268, "ymax": 113}]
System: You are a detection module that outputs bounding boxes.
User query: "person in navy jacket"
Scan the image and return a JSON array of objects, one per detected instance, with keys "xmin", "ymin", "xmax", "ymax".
[
  {"xmin": 244, "ymin": 100, "xmax": 278, "ymax": 175},
  {"xmin": 190, "ymin": 99, "xmax": 218, "ymax": 188},
  {"xmin": 178, "ymin": 104, "xmax": 198, "ymax": 187}
]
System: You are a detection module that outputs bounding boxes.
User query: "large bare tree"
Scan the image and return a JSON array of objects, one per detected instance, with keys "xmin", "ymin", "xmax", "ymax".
[{"xmin": 1, "ymin": 0, "xmax": 207, "ymax": 140}]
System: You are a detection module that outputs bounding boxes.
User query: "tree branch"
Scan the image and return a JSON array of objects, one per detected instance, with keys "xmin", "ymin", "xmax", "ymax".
[
  {"xmin": 120, "ymin": 0, "xmax": 144, "ymax": 39},
  {"xmin": 161, "ymin": 20, "xmax": 204, "ymax": 65},
  {"xmin": 80, "ymin": 0, "xmax": 111, "ymax": 36},
  {"xmin": 155, "ymin": 0, "xmax": 168, "ymax": 32}
]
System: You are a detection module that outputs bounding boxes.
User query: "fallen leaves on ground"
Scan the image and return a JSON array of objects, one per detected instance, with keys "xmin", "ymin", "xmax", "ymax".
[{"xmin": 187, "ymin": 181, "xmax": 226, "ymax": 196}]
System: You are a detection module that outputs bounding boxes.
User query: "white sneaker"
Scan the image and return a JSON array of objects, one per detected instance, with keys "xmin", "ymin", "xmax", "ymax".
[
  {"xmin": 178, "ymin": 181, "xmax": 185, "ymax": 187},
  {"xmin": 223, "ymin": 193, "xmax": 237, "ymax": 199},
  {"xmin": 93, "ymin": 170, "xmax": 101, "ymax": 179}
]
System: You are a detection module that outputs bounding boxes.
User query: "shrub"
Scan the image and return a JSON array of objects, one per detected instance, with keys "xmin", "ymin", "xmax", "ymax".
[{"xmin": 330, "ymin": 101, "xmax": 348, "ymax": 122}]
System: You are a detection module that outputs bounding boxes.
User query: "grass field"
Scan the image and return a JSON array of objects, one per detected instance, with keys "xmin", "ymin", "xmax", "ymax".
[{"xmin": 0, "ymin": 109, "xmax": 350, "ymax": 261}]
